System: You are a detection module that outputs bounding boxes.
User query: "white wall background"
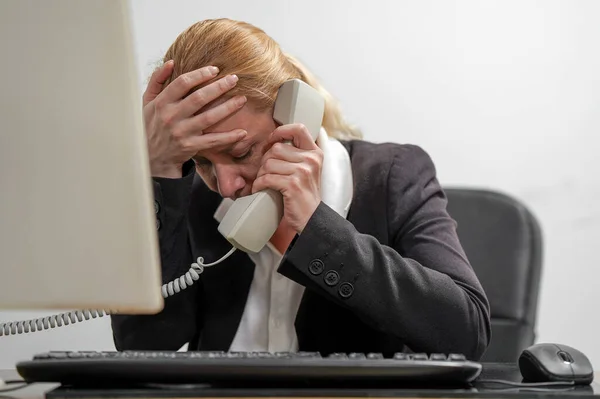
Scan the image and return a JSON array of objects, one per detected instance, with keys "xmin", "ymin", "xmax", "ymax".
[{"xmin": 1, "ymin": 0, "xmax": 599, "ymax": 368}]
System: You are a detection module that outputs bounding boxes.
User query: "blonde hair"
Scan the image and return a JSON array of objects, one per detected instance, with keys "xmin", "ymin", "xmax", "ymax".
[{"xmin": 162, "ymin": 18, "xmax": 361, "ymax": 140}]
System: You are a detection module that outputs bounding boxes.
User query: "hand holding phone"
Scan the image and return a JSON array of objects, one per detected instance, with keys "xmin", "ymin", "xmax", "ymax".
[{"xmin": 251, "ymin": 124, "xmax": 323, "ymax": 234}]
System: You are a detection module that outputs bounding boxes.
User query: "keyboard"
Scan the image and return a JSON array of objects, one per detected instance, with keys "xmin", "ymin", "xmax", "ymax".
[{"xmin": 16, "ymin": 351, "xmax": 482, "ymax": 387}]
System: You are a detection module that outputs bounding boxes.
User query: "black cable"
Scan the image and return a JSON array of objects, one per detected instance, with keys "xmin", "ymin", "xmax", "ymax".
[
  {"xmin": 477, "ymin": 378, "xmax": 575, "ymax": 388},
  {"xmin": 481, "ymin": 386, "xmax": 577, "ymax": 393},
  {"xmin": 0, "ymin": 380, "xmax": 31, "ymax": 394}
]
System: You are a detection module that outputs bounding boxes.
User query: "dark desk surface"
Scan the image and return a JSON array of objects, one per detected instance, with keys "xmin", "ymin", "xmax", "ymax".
[{"xmin": 2, "ymin": 366, "xmax": 599, "ymax": 399}]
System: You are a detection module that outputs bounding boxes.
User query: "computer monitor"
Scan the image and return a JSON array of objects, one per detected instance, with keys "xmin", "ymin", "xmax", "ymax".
[{"xmin": 0, "ymin": 1, "xmax": 163, "ymax": 313}]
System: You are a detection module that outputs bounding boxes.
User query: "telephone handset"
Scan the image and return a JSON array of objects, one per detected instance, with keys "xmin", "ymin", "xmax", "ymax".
[
  {"xmin": 217, "ymin": 79, "xmax": 325, "ymax": 253},
  {"xmin": 0, "ymin": 79, "xmax": 325, "ymax": 337}
]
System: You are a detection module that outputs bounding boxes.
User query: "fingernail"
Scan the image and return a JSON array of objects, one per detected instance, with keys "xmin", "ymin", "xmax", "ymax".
[
  {"xmin": 227, "ymin": 74, "xmax": 239, "ymax": 85},
  {"xmin": 236, "ymin": 96, "xmax": 247, "ymax": 107},
  {"xmin": 209, "ymin": 66, "xmax": 219, "ymax": 75},
  {"xmin": 238, "ymin": 130, "xmax": 247, "ymax": 137}
]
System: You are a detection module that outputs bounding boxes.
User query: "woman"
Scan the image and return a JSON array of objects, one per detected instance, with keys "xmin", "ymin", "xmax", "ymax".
[{"xmin": 111, "ymin": 18, "xmax": 491, "ymax": 360}]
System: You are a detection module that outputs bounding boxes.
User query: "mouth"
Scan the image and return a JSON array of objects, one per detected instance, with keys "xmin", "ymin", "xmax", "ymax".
[
  {"xmin": 224, "ymin": 187, "xmax": 249, "ymax": 201},
  {"xmin": 238, "ymin": 185, "xmax": 257, "ymax": 199},
  {"xmin": 237, "ymin": 188, "xmax": 251, "ymax": 199}
]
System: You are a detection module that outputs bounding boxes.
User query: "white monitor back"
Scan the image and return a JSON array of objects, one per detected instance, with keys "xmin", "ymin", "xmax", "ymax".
[{"xmin": 0, "ymin": 1, "xmax": 163, "ymax": 313}]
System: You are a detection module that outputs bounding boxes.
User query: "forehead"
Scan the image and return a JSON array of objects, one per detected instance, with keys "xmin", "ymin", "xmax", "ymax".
[{"xmin": 203, "ymin": 104, "xmax": 274, "ymax": 137}]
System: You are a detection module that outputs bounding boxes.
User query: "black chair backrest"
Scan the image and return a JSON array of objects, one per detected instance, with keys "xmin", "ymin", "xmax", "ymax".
[{"xmin": 445, "ymin": 188, "xmax": 543, "ymax": 362}]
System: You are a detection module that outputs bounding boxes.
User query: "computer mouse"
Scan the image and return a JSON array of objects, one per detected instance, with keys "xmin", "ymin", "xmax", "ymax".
[{"xmin": 519, "ymin": 343, "xmax": 594, "ymax": 385}]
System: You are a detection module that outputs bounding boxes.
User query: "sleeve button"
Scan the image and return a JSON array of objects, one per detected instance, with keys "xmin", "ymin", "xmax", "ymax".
[
  {"xmin": 308, "ymin": 259, "xmax": 324, "ymax": 275},
  {"xmin": 338, "ymin": 282, "xmax": 354, "ymax": 298},
  {"xmin": 324, "ymin": 270, "xmax": 340, "ymax": 286}
]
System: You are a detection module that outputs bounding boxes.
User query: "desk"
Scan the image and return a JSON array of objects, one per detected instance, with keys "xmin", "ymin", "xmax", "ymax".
[
  {"xmin": 1, "ymin": 369, "xmax": 57, "ymax": 399},
  {"xmin": 2, "ymin": 367, "xmax": 600, "ymax": 399}
]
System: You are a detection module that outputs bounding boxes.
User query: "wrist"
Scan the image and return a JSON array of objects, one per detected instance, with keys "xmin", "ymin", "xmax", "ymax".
[{"xmin": 296, "ymin": 200, "xmax": 321, "ymax": 234}]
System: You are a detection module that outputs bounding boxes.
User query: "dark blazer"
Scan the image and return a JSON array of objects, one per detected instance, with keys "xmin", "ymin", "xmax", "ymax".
[{"xmin": 111, "ymin": 140, "xmax": 492, "ymax": 360}]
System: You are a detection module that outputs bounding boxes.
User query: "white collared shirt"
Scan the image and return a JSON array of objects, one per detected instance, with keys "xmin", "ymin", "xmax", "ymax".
[{"xmin": 229, "ymin": 242, "xmax": 305, "ymax": 352}]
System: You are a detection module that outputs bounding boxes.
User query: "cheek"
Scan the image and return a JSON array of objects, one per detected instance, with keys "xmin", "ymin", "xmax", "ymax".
[
  {"xmin": 239, "ymin": 165, "xmax": 259, "ymax": 183},
  {"xmin": 245, "ymin": 151, "xmax": 266, "ymax": 179}
]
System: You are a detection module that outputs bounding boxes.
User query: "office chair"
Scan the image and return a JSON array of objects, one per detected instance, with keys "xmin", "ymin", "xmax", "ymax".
[{"xmin": 444, "ymin": 188, "xmax": 543, "ymax": 362}]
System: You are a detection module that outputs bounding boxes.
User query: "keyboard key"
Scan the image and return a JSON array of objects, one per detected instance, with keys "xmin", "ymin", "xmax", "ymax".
[
  {"xmin": 273, "ymin": 352, "xmax": 292, "ymax": 358},
  {"xmin": 367, "ymin": 353, "xmax": 384, "ymax": 359},
  {"xmin": 348, "ymin": 353, "xmax": 366, "ymax": 359},
  {"xmin": 410, "ymin": 353, "xmax": 428, "ymax": 361},
  {"xmin": 393, "ymin": 353, "xmax": 409, "ymax": 360},
  {"xmin": 448, "ymin": 353, "xmax": 467, "ymax": 361},
  {"xmin": 328, "ymin": 353, "xmax": 348, "ymax": 359},
  {"xmin": 48, "ymin": 352, "xmax": 68, "ymax": 359},
  {"xmin": 187, "ymin": 352, "xmax": 207, "ymax": 358},
  {"xmin": 294, "ymin": 352, "xmax": 321, "ymax": 358},
  {"xmin": 430, "ymin": 353, "xmax": 447, "ymax": 361}
]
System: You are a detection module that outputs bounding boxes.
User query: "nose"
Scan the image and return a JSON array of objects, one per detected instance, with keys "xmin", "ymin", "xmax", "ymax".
[{"xmin": 214, "ymin": 165, "xmax": 246, "ymax": 199}]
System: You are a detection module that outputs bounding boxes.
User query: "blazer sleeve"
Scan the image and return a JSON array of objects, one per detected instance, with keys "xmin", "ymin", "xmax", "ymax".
[
  {"xmin": 110, "ymin": 160, "xmax": 201, "ymax": 350},
  {"xmin": 277, "ymin": 145, "xmax": 491, "ymax": 360}
]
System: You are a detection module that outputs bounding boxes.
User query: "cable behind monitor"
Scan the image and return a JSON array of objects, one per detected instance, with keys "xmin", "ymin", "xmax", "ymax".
[{"xmin": 0, "ymin": 248, "xmax": 236, "ymax": 336}]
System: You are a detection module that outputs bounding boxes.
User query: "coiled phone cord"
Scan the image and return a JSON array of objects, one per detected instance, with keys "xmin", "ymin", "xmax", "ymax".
[{"xmin": 0, "ymin": 248, "xmax": 236, "ymax": 337}]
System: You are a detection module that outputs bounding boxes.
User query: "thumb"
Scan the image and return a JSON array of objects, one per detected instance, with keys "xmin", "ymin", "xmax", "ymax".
[{"xmin": 142, "ymin": 60, "xmax": 175, "ymax": 106}]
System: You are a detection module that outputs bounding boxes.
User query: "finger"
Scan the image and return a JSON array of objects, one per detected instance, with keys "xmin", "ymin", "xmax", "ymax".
[
  {"xmin": 177, "ymin": 74, "xmax": 240, "ymax": 118},
  {"xmin": 252, "ymin": 173, "xmax": 287, "ymax": 195},
  {"xmin": 269, "ymin": 123, "xmax": 318, "ymax": 150},
  {"xmin": 256, "ymin": 158, "xmax": 296, "ymax": 179},
  {"xmin": 160, "ymin": 66, "xmax": 220, "ymax": 102},
  {"xmin": 185, "ymin": 129, "xmax": 247, "ymax": 152},
  {"xmin": 143, "ymin": 60, "xmax": 175, "ymax": 105},
  {"xmin": 262, "ymin": 141, "xmax": 305, "ymax": 164},
  {"xmin": 181, "ymin": 95, "xmax": 247, "ymax": 133}
]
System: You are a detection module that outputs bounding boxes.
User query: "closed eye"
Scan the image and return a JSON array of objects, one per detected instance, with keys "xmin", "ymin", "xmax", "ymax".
[{"xmin": 232, "ymin": 146, "xmax": 253, "ymax": 162}]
